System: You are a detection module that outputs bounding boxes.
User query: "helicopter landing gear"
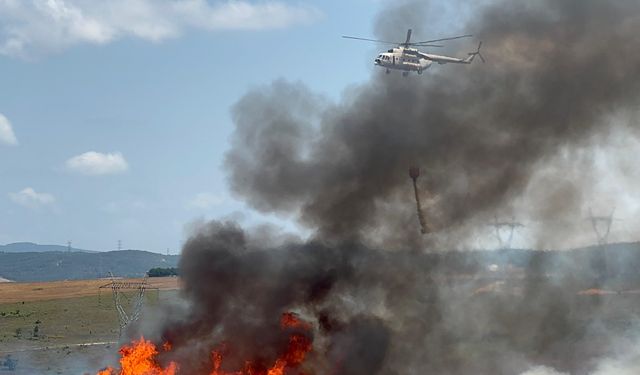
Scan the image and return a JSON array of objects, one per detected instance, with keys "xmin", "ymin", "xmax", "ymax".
[
  {"xmin": 386, "ymin": 69, "xmax": 391, "ymax": 74},
  {"xmin": 402, "ymin": 71, "xmax": 409, "ymax": 77}
]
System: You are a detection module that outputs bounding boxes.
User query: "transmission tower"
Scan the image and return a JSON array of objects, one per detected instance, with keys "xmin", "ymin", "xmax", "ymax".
[
  {"xmin": 99, "ymin": 273, "xmax": 157, "ymax": 336},
  {"xmin": 588, "ymin": 208, "xmax": 615, "ymax": 246},
  {"xmin": 117, "ymin": 240, "xmax": 122, "ymax": 251},
  {"xmin": 67, "ymin": 241, "xmax": 72, "ymax": 252},
  {"xmin": 489, "ymin": 217, "xmax": 524, "ymax": 250}
]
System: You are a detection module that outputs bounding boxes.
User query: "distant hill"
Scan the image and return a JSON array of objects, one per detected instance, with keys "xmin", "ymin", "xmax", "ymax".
[
  {"xmin": 2, "ymin": 241, "xmax": 640, "ymax": 284},
  {"xmin": 0, "ymin": 242, "xmax": 95, "ymax": 253},
  {"xmin": 0, "ymin": 250, "xmax": 179, "ymax": 282}
]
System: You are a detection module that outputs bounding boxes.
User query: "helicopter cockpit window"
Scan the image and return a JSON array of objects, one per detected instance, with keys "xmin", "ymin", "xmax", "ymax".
[{"xmin": 387, "ymin": 49, "xmax": 394, "ymax": 53}]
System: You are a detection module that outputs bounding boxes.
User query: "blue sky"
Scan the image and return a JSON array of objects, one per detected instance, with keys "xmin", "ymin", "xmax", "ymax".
[
  {"xmin": 0, "ymin": 0, "xmax": 390, "ymax": 252},
  {"xmin": 2, "ymin": 1, "xmax": 639, "ymax": 252}
]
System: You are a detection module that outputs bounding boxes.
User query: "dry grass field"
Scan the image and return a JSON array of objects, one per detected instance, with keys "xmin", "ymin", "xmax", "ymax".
[
  {"xmin": 0, "ymin": 278, "xmax": 181, "ymax": 374},
  {"xmin": 0, "ymin": 277, "xmax": 179, "ymax": 304}
]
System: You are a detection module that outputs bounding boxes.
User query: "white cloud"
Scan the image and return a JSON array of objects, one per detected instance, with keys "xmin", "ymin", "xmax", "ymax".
[
  {"xmin": 65, "ymin": 151, "xmax": 129, "ymax": 175},
  {"xmin": 9, "ymin": 187, "xmax": 55, "ymax": 208},
  {"xmin": 0, "ymin": 0, "xmax": 322, "ymax": 58},
  {"xmin": 0, "ymin": 114, "xmax": 18, "ymax": 145},
  {"xmin": 187, "ymin": 192, "xmax": 226, "ymax": 209}
]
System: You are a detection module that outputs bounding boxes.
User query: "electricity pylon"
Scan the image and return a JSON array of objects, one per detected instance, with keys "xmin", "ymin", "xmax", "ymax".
[
  {"xmin": 489, "ymin": 216, "xmax": 524, "ymax": 250},
  {"xmin": 99, "ymin": 273, "xmax": 157, "ymax": 336}
]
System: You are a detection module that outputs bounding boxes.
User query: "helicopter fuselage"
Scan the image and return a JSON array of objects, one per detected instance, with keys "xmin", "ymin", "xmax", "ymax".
[{"xmin": 374, "ymin": 47, "xmax": 432, "ymax": 74}]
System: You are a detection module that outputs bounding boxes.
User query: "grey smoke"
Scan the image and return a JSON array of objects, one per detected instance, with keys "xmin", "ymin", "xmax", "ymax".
[
  {"xmin": 226, "ymin": 0, "xmax": 640, "ymax": 248},
  {"xmin": 119, "ymin": 1, "xmax": 640, "ymax": 374},
  {"xmin": 154, "ymin": 221, "xmax": 392, "ymax": 374},
  {"xmin": 146, "ymin": 220, "xmax": 640, "ymax": 374}
]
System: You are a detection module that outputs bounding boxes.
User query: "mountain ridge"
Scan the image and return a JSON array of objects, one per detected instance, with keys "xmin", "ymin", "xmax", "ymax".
[
  {"xmin": 0, "ymin": 241, "xmax": 172, "ymax": 255},
  {"xmin": 0, "ymin": 242, "xmax": 96, "ymax": 253},
  {"xmin": 0, "ymin": 249, "xmax": 180, "ymax": 282}
]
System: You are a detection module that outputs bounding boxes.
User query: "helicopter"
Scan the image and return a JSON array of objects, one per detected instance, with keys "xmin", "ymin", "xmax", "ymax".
[{"xmin": 342, "ymin": 29, "xmax": 484, "ymax": 76}]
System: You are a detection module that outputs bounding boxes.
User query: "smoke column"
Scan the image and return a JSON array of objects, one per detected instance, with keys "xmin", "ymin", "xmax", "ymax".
[
  {"xmin": 118, "ymin": 1, "xmax": 640, "ymax": 375},
  {"xmin": 226, "ymin": 0, "xmax": 640, "ymax": 248}
]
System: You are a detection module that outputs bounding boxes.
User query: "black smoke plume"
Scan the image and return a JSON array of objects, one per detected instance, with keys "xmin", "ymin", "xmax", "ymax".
[
  {"xmin": 124, "ymin": 1, "xmax": 640, "ymax": 374},
  {"xmin": 226, "ymin": 0, "xmax": 640, "ymax": 247},
  {"xmin": 155, "ymin": 221, "xmax": 394, "ymax": 374}
]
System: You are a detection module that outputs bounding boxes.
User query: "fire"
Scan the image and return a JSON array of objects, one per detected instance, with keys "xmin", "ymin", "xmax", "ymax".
[
  {"xmin": 97, "ymin": 337, "xmax": 178, "ymax": 375},
  {"xmin": 163, "ymin": 341, "xmax": 173, "ymax": 352},
  {"xmin": 209, "ymin": 333, "xmax": 312, "ymax": 375},
  {"xmin": 280, "ymin": 312, "xmax": 311, "ymax": 331},
  {"xmin": 578, "ymin": 288, "xmax": 617, "ymax": 296},
  {"xmin": 98, "ymin": 313, "xmax": 312, "ymax": 375},
  {"xmin": 209, "ymin": 313, "xmax": 313, "ymax": 375}
]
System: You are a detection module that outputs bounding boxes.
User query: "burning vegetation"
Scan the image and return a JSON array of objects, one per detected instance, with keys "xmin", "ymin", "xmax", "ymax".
[
  {"xmin": 98, "ymin": 313, "xmax": 312, "ymax": 375},
  {"xmin": 97, "ymin": 338, "xmax": 177, "ymax": 375}
]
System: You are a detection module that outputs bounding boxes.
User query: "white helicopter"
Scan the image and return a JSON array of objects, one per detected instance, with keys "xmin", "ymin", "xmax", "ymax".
[{"xmin": 343, "ymin": 29, "xmax": 484, "ymax": 76}]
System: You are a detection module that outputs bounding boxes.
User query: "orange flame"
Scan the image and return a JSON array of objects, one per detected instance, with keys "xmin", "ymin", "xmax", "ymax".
[
  {"xmin": 210, "ymin": 314, "xmax": 313, "ymax": 375},
  {"xmin": 98, "ymin": 313, "xmax": 312, "ymax": 375},
  {"xmin": 163, "ymin": 341, "xmax": 173, "ymax": 352},
  {"xmin": 280, "ymin": 312, "xmax": 312, "ymax": 331},
  {"xmin": 210, "ymin": 333, "xmax": 312, "ymax": 375},
  {"xmin": 97, "ymin": 337, "xmax": 178, "ymax": 375}
]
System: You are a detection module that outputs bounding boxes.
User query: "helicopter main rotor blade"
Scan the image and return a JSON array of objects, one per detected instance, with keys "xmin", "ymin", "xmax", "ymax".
[
  {"xmin": 404, "ymin": 45, "xmax": 444, "ymax": 52},
  {"xmin": 404, "ymin": 29, "xmax": 412, "ymax": 45},
  {"xmin": 411, "ymin": 34, "xmax": 473, "ymax": 45},
  {"xmin": 341, "ymin": 36, "xmax": 400, "ymax": 45}
]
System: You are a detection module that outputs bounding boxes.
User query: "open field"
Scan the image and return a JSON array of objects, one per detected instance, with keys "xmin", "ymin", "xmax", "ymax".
[
  {"xmin": 0, "ymin": 277, "xmax": 179, "ymax": 304},
  {"xmin": 0, "ymin": 291, "xmax": 179, "ymax": 374},
  {"xmin": 0, "ymin": 278, "xmax": 179, "ymax": 350},
  {"xmin": 0, "ymin": 278, "xmax": 181, "ymax": 374},
  {"xmin": 3, "ymin": 268, "xmax": 640, "ymax": 374}
]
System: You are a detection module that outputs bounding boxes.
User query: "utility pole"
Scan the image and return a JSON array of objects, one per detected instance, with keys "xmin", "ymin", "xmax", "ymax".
[{"xmin": 489, "ymin": 217, "xmax": 524, "ymax": 250}]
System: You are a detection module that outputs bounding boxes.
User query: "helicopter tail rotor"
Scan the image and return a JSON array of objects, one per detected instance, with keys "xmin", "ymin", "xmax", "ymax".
[{"xmin": 466, "ymin": 41, "xmax": 485, "ymax": 63}]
